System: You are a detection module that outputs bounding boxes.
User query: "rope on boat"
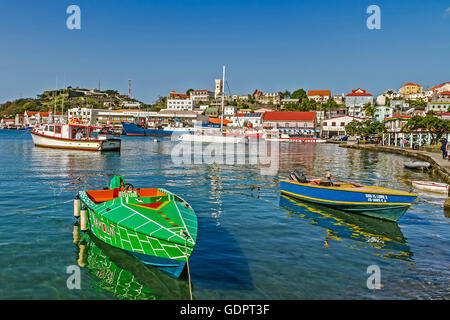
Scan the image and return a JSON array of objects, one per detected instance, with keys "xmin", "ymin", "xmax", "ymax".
[
  {"xmin": 14, "ymin": 199, "xmax": 73, "ymax": 214},
  {"xmin": 181, "ymin": 230, "xmax": 193, "ymax": 300}
]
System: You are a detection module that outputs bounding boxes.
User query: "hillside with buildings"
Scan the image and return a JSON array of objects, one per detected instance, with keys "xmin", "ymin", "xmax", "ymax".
[{"xmin": 0, "ymin": 87, "xmax": 148, "ymax": 118}]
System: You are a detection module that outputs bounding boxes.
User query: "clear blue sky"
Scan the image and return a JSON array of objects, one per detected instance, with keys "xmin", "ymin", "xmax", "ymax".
[{"xmin": 0, "ymin": 0, "xmax": 449, "ymax": 104}]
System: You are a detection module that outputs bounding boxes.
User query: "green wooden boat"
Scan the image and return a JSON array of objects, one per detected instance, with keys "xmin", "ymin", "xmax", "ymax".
[
  {"xmin": 73, "ymin": 225, "xmax": 192, "ymax": 299},
  {"xmin": 75, "ymin": 175, "xmax": 198, "ymax": 278}
]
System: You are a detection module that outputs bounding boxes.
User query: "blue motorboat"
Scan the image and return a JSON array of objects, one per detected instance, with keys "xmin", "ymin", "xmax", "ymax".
[
  {"xmin": 121, "ymin": 122, "xmax": 196, "ymax": 137},
  {"xmin": 280, "ymin": 170, "xmax": 417, "ymax": 222}
]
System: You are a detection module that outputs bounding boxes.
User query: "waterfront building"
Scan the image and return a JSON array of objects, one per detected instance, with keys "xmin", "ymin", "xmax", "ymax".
[
  {"xmin": 374, "ymin": 106, "xmax": 394, "ymax": 122},
  {"xmin": 231, "ymin": 113, "xmax": 264, "ymax": 128},
  {"xmin": 426, "ymin": 91, "xmax": 450, "ymax": 113},
  {"xmin": 322, "ymin": 115, "xmax": 364, "ymax": 138},
  {"xmin": 345, "ymin": 88, "xmax": 374, "ymax": 118},
  {"xmin": 383, "ymin": 116, "xmax": 412, "ymax": 145},
  {"xmin": 156, "ymin": 109, "xmax": 198, "ymax": 127},
  {"xmin": 20, "ymin": 110, "xmax": 64, "ymax": 126},
  {"xmin": 97, "ymin": 109, "xmax": 158, "ymax": 126},
  {"xmin": 262, "ymin": 111, "xmax": 316, "ymax": 130},
  {"xmin": 307, "ymin": 90, "xmax": 331, "ymax": 103},
  {"xmin": 190, "ymin": 90, "xmax": 214, "ymax": 102},
  {"xmin": 68, "ymin": 107, "xmax": 101, "ymax": 124},
  {"xmin": 0, "ymin": 118, "xmax": 15, "ymax": 128},
  {"xmin": 166, "ymin": 98, "xmax": 196, "ymax": 111}
]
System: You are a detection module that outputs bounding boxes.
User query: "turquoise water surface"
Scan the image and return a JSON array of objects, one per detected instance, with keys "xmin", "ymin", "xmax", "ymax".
[{"xmin": 0, "ymin": 130, "xmax": 448, "ymax": 299}]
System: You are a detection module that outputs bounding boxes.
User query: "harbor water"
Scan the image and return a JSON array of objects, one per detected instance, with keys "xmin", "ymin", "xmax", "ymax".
[{"xmin": 0, "ymin": 130, "xmax": 448, "ymax": 299}]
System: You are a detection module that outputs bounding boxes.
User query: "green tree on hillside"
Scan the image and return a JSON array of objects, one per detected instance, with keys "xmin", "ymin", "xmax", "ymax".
[{"xmin": 291, "ymin": 89, "xmax": 307, "ymax": 100}]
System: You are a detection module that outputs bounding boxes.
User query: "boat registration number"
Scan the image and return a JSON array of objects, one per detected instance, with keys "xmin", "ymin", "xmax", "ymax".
[{"xmin": 365, "ymin": 194, "xmax": 388, "ymax": 203}]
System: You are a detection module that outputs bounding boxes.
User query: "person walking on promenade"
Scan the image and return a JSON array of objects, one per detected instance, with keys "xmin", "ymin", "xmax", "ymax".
[
  {"xmin": 441, "ymin": 139, "xmax": 447, "ymax": 159},
  {"xmin": 445, "ymin": 143, "xmax": 450, "ymax": 161}
]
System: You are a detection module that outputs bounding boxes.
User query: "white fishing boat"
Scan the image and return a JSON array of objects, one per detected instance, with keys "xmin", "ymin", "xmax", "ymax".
[
  {"xmin": 410, "ymin": 180, "xmax": 449, "ymax": 193},
  {"xmin": 178, "ymin": 65, "xmax": 246, "ymax": 144},
  {"xmin": 31, "ymin": 123, "xmax": 121, "ymax": 151}
]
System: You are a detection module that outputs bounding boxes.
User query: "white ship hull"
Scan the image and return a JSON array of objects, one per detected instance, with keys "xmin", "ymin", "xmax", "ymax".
[
  {"xmin": 178, "ymin": 134, "xmax": 246, "ymax": 144},
  {"xmin": 31, "ymin": 131, "xmax": 121, "ymax": 151}
]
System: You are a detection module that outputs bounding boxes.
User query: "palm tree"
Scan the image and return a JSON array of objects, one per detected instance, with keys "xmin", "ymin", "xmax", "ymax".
[{"xmin": 363, "ymin": 102, "xmax": 376, "ymax": 118}]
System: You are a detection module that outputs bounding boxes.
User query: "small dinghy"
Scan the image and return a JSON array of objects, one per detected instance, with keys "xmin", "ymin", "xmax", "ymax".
[
  {"xmin": 404, "ymin": 161, "xmax": 431, "ymax": 170},
  {"xmin": 410, "ymin": 180, "xmax": 449, "ymax": 194}
]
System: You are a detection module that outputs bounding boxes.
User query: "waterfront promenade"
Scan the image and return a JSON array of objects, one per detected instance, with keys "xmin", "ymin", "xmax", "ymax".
[{"xmin": 339, "ymin": 142, "xmax": 450, "ymax": 183}]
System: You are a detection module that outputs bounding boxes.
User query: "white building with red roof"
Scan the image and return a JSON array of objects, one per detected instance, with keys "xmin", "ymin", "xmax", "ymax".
[
  {"xmin": 425, "ymin": 82, "xmax": 450, "ymax": 98},
  {"xmin": 426, "ymin": 91, "xmax": 450, "ymax": 113},
  {"xmin": 345, "ymin": 88, "xmax": 374, "ymax": 118},
  {"xmin": 307, "ymin": 90, "xmax": 331, "ymax": 103},
  {"xmin": 262, "ymin": 111, "xmax": 316, "ymax": 130}
]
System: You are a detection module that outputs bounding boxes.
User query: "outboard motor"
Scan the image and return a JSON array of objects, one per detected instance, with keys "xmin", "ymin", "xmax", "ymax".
[{"xmin": 290, "ymin": 169, "xmax": 308, "ymax": 183}]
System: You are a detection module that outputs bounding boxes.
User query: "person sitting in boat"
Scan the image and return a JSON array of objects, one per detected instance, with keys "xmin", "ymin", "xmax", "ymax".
[{"xmin": 319, "ymin": 172, "xmax": 334, "ymax": 187}]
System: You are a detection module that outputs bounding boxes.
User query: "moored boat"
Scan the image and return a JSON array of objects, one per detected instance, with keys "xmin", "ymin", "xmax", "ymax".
[
  {"xmin": 410, "ymin": 180, "xmax": 449, "ymax": 193},
  {"xmin": 121, "ymin": 122, "xmax": 196, "ymax": 137},
  {"xmin": 31, "ymin": 123, "xmax": 121, "ymax": 151},
  {"xmin": 264, "ymin": 130, "xmax": 326, "ymax": 143},
  {"xmin": 280, "ymin": 169, "xmax": 417, "ymax": 222},
  {"xmin": 75, "ymin": 176, "xmax": 198, "ymax": 278},
  {"xmin": 404, "ymin": 161, "xmax": 431, "ymax": 170}
]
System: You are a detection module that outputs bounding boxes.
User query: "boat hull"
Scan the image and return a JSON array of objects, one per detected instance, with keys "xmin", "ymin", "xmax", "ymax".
[
  {"xmin": 280, "ymin": 180, "xmax": 417, "ymax": 222},
  {"xmin": 121, "ymin": 122, "xmax": 194, "ymax": 137},
  {"xmin": 265, "ymin": 137, "xmax": 326, "ymax": 143},
  {"xmin": 31, "ymin": 131, "xmax": 121, "ymax": 151},
  {"xmin": 77, "ymin": 188, "xmax": 197, "ymax": 278},
  {"xmin": 178, "ymin": 133, "xmax": 246, "ymax": 143},
  {"xmin": 411, "ymin": 180, "xmax": 449, "ymax": 193}
]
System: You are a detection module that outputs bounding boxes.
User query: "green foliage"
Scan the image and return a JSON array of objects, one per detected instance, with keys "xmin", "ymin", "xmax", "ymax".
[
  {"xmin": 363, "ymin": 102, "xmax": 376, "ymax": 118},
  {"xmin": 406, "ymin": 98, "xmax": 427, "ymax": 109},
  {"xmin": 345, "ymin": 119, "xmax": 386, "ymax": 138},
  {"xmin": 291, "ymin": 89, "xmax": 307, "ymax": 100},
  {"xmin": 403, "ymin": 112, "xmax": 450, "ymax": 144}
]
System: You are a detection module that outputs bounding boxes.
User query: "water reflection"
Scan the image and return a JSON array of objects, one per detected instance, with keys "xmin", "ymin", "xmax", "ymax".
[
  {"xmin": 73, "ymin": 225, "xmax": 192, "ymax": 300},
  {"xmin": 279, "ymin": 195, "xmax": 413, "ymax": 262}
]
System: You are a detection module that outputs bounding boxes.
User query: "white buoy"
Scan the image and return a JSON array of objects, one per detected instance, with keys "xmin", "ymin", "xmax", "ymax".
[
  {"xmin": 80, "ymin": 207, "xmax": 88, "ymax": 232},
  {"xmin": 154, "ymin": 139, "xmax": 159, "ymax": 142},
  {"xmin": 73, "ymin": 194, "xmax": 80, "ymax": 218}
]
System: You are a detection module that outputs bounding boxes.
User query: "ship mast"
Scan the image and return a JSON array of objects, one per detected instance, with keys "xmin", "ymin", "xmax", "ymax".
[{"xmin": 220, "ymin": 65, "xmax": 225, "ymax": 134}]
